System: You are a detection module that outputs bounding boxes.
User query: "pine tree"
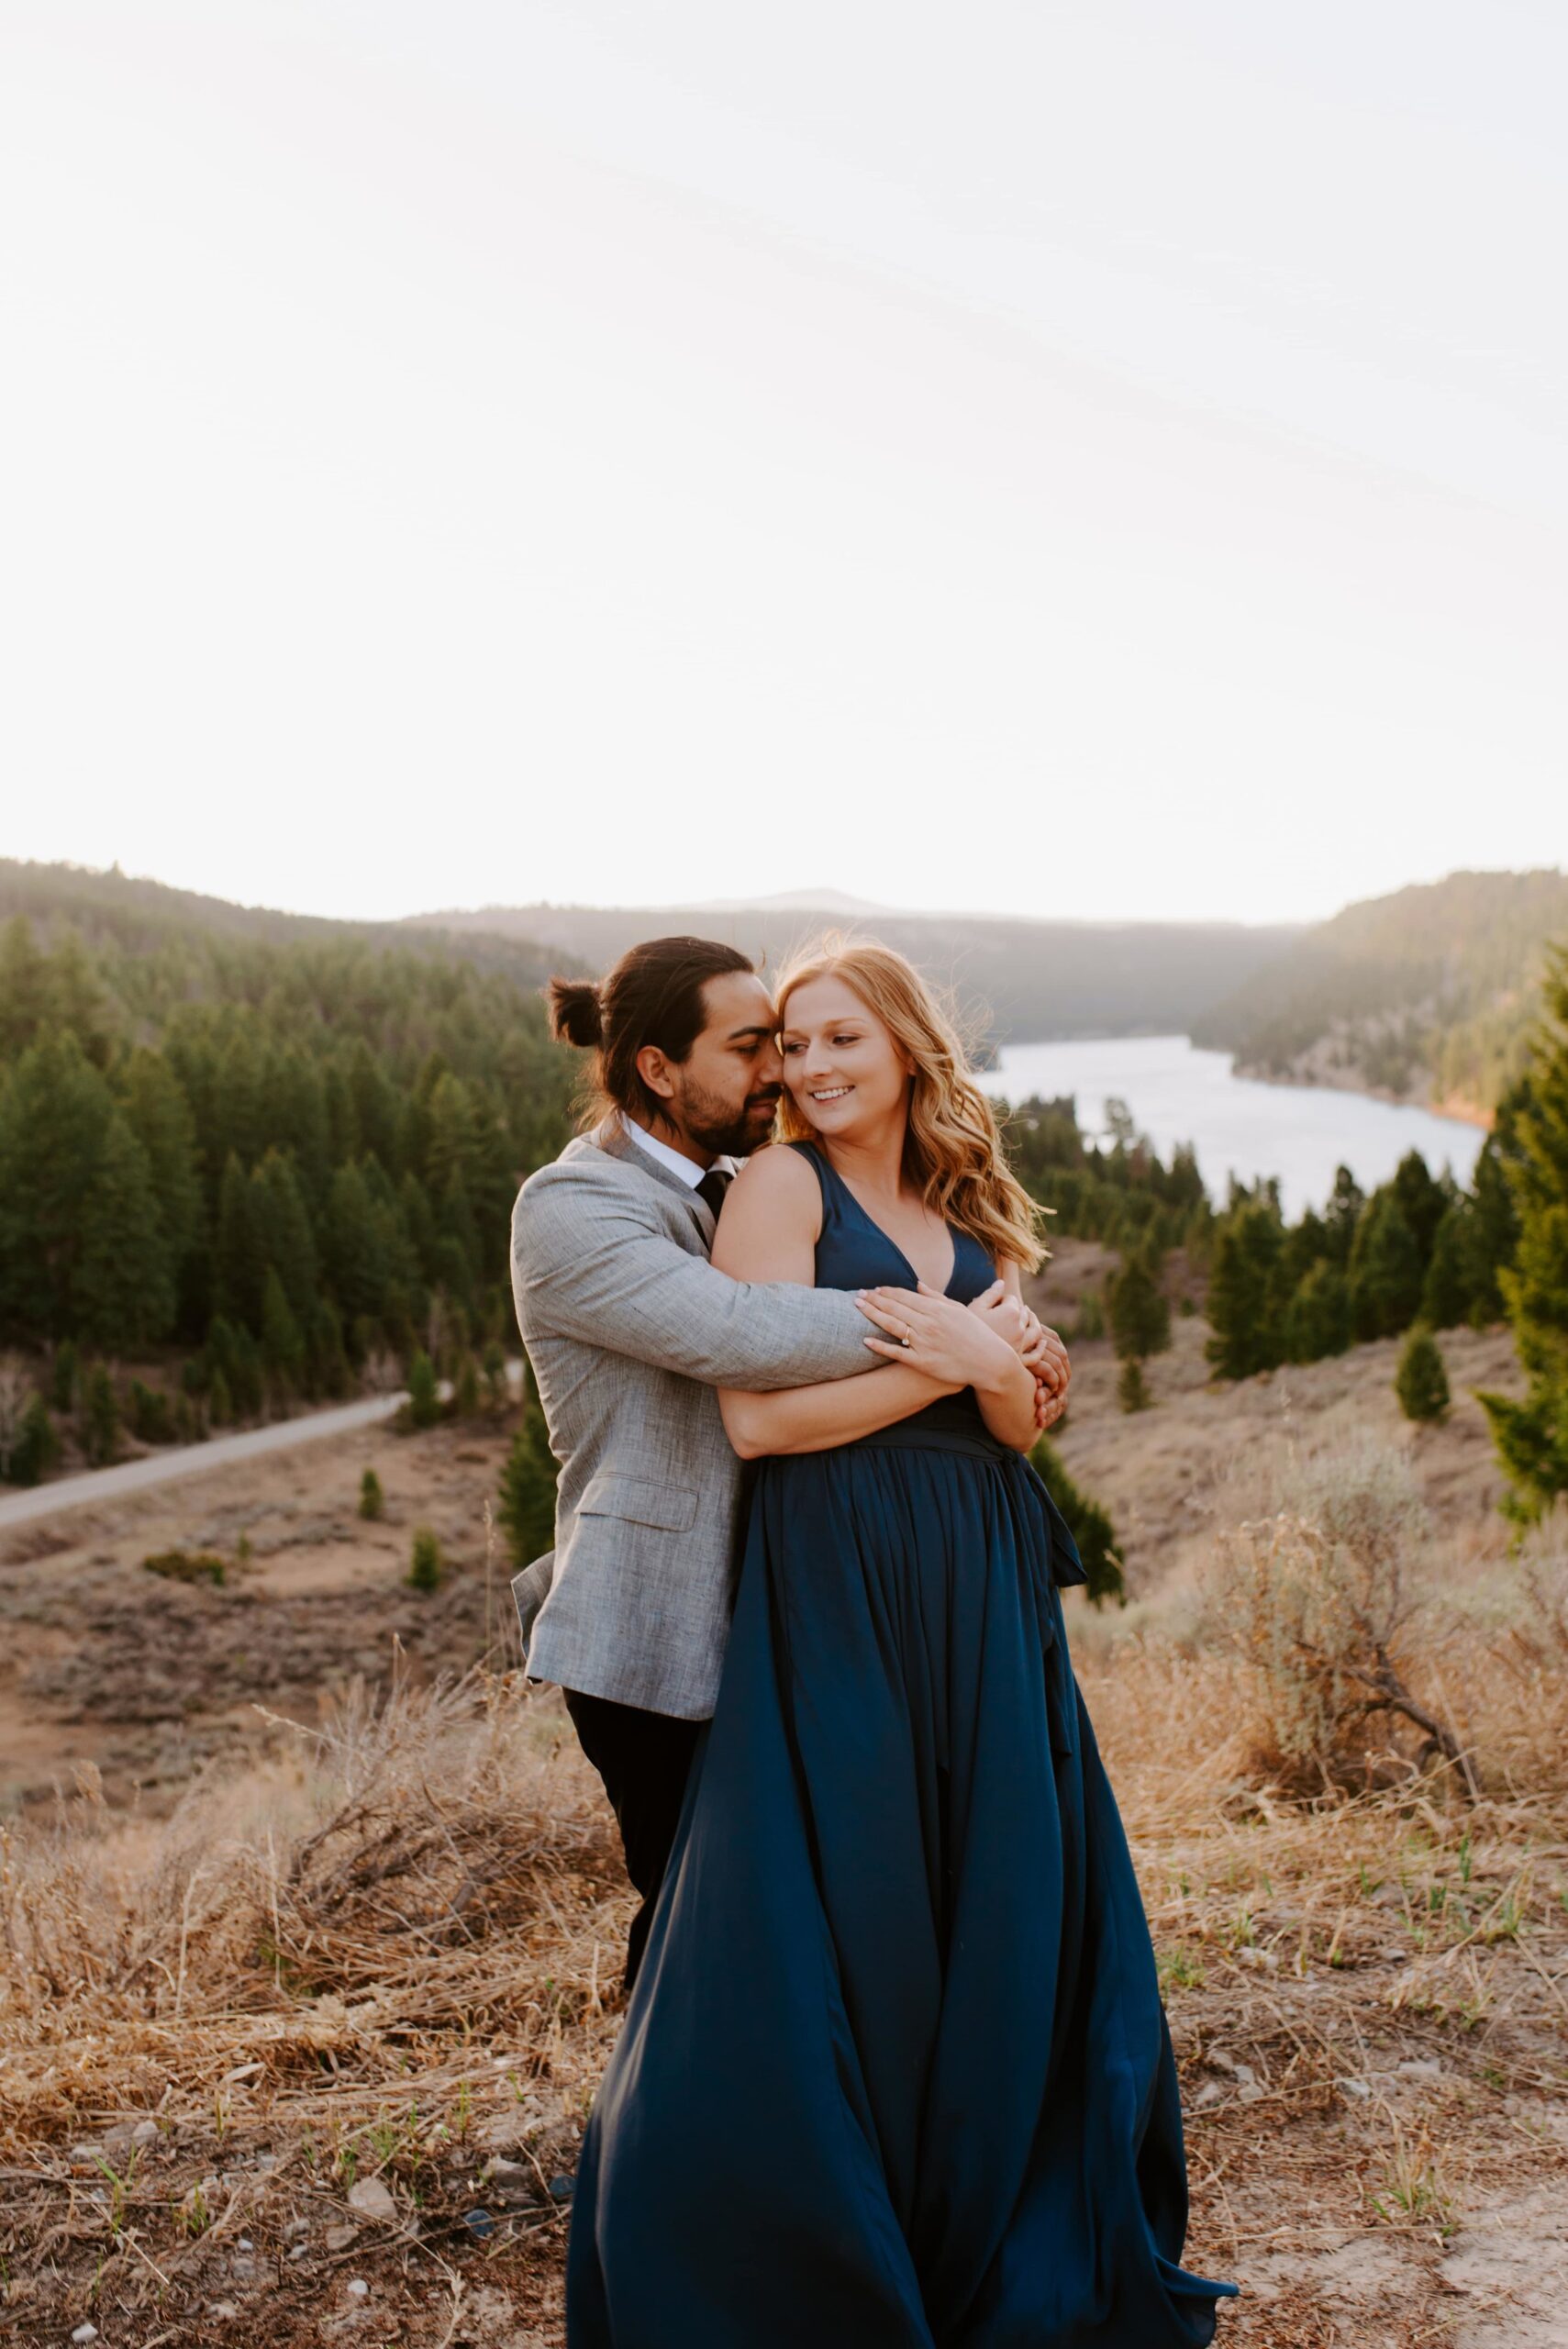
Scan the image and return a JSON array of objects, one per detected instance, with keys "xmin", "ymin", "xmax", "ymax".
[
  {"xmin": 1117, "ymin": 1357, "xmax": 1151, "ymax": 1413},
  {"xmin": 1322, "ymin": 1165, "xmax": 1365, "ymax": 1265},
  {"xmin": 1396, "ymin": 1329, "xmax": 1451, "ymax": 1423},
  {"xmin": 1283, "ymin": 1261, "xmax": 1352, "ymax": 1362},
  {"xmin": 407, "ymin": 1527, "xmax": 442, "ymax": 1591},
  {"xmin": 50, "ymin": 1340, "xmax": 80, "ymax": 1413},
  {"xmin": 118, "ymin": 1051, "xmax": 204, "ymax": 1288},
  {"xmin": 308, "ymin": 1299, "xmax": 352, "ymax": 1399},
  {"xmin": 1204, "ymin": 1202, "xmax": 1284, "ymax": 1379},
  {"xmin": 1479, "ymin": 952, "xmax": 1568, "ymax": 1520},
  {"xmin": 82, "ymin": 1364, "xmax": 120, "ymax": 1466},
  {"xmin": 214, "ymin": 1152, "xmax": 269, "ymax": 1332},
  {"xmin": 260, "ymin": 1265, "xmax": 306, "ymax": 1387},
  {"xmin": 73, "ymin": 1113, "xmax": 175, "ymax": 1350},
  {"xmin": 1419, "ymin": 1204, "xmax": 1471, "ymax": 1330},
  {"xmin": 1027, "ymin": 1433, "xmax": 1124, "ymax": 1607},
  {"xmin": 10, "ymin": 1395, "xmax": 60, "ymax": 1486},
  {"xmin": 0, "ymin": 1030, "xmax": 117, "ymax": 1337},
  {"xmin": 253, "ymin": 1150, "xmax": 318, "ymax": 1319},
  {"xmin": 1348, "ymin": 1191, "xmax": 1424, "ymax": 1341},
  {"xmin": 481, "ymin": 1339, "xmax": 509, "ymax": 1410},
  {"xmin": 359, "ymin": 1467, "xmax": 385, "ymax": 1521},
  {"xmin": 325, "ymin": 1161, "xmax": 385, "ymax": 1323},
  {"xmin": 498, "ymin": 1404, "xmax": 560, "ymax": 1570},
  {"xmin": 1107, "ymin": 1247, "xmax": 1171, "ymax": 1362},
  {"xmin": 1391, "ymin": 1150, "xmax": 1449, "ymax": 1266},
  {"xmin": 406, "ymin": 1350, "xmax": 441, "ymax": 1430},
  {"xmin": 450, "ymin": 1353, "xmax": 482, "ymax": 1419}
]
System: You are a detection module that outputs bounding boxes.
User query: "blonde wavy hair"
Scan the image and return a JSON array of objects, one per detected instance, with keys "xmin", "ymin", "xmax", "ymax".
[{"xmin": 774, "ymin": 937, "xmax": 1045, "ymax": 1272}]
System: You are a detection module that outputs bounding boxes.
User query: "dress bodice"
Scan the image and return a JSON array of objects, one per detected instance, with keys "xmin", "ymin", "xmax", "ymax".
[{"xmin": 787, "ymin": 1139, "xmax": 998, "ymax": 1445}]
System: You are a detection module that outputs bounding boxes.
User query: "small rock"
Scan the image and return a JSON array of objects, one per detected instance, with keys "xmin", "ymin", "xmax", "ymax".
[
  {"xmin": 103, "ymin": 2123, "xmax": 137, "ymax": 2155},
  {"xmin": 69, "ymin": 2144, "xmax": 100, "ymax": 2167},
  {"xmin": 209, "ymin": 2303, "xmax": 239, "ymax": 2321},
  {"xmin": 1237, "ymin": 2083, "xmax": 1265, "ymax": 2105},
  {"xmin": 326, "ymin": 2224, "xmax": 359, "ymax": 2252},
  {"xmin": 131, "ymin": 2120, "xmax": 160, "ymax": 2147},
  {"xmin": 347, "ymin": 2278, "xmax": 370, "ymax": 2299},
  {"xmin": 1194, "ymin": 2081, "xmax": 1223, "ymax": 2108},
  {"xmin": 483, "ymin": 2156, "xmax": 531, "ymax": 2186},
  {"xmin": 284, "ymin": 2217, "xmax": 310, "ymax": 2239},
  {"xmin": 72, "ymin": 2329, "xmax": 98, "ymax": 2345},
  {"xmin": 1397, "ymin": 2058, "xmax": 1444, "ymax": 2081},
  {"xmin": 255, "ymin": 2151, "xmax": 277, "ymax": 2170},
  {"xmin": 1235, "ymin": 1946, "xmax": 1279, "ymax": 1972},
  {"xmin": 288, "ymin": 2243, "xmax": 309, "ymax": 2262},
  {"xmin": 238, "ymin": 2237, "xmax": 252, "ymax": 2252},
  {"xmin": 548, "ymin": 2173, "xmax": 575, "ymax": 2203},
  {"xmin": 347, "ymin": 2176, "xmax": 396, "ymax": 2221},
  {"xmin": 1340, "ymin": 2076, "xmax": 1373, "ymax": 2099},
  {"xmin": 462, "ymin": 2207, "xmax": 495, "ymax": 2239}
]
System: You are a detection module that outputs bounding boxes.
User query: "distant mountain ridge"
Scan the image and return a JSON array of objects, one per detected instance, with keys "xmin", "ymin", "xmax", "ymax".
[
  {"xmin": 1190, "ymin": 868, "xmax": 1568, "ymax": 1121},
  {"xmin": 403, "ymin": 898, "xmax": 1297, "ymax": 1049}
]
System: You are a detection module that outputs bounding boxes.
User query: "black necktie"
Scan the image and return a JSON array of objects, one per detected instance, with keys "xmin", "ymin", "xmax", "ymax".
[{"xmin": 696, "ymin": 1168, "xmax": 732, "ymax": 1221}]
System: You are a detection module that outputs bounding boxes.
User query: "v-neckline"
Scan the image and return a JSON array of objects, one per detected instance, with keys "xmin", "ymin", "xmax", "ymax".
[{"xmin": 818, "ymin": 1149, "xmax": 960, "ymax": 1299}]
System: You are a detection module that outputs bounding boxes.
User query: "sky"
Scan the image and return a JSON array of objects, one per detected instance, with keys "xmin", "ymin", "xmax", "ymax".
[{"xmin": 2, "ymin": 1, "xmax": 1564, "ymax": 927}]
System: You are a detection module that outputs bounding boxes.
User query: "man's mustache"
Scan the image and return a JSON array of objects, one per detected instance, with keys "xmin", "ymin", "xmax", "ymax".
[{"xmin": 746, "ymin": 1087, "xmax": 784, "ymax": 1111}]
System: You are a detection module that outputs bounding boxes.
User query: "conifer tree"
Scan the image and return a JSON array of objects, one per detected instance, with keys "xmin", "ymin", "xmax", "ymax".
[
  {"xmin": 1391, "ymin": 1150, "xmax": 1449, "ymax": 1266},
  {"xmin": 1479, "ymin": 950, "xmax": 1568, "ymax": 1520},
  {"xmin": 82, "ymin": 1363, "xmax": 120, "ymax": 1466},
  {"xmin": 214, "ymin": 1152, "xmax": 270, "ymax": 1332},
  {"xmin": 261, "ymin": 1266, "xmax": 306, "ymax": 1388},
  {"xmin": 1283, "ymin": 1260, "xmax": 1351, "ymax": 1362},
  {"xmin": 1348, "ymin": 1191, "xmax": 1424, "ymax": 1341},
  {"xmin": 1204, "ymin": 1202, "xmax": 1284, "ymax": 1379},
  {"xmin": 1107, "ymin": 1247, "xmax": 1170, "ymax": 1363},
  {"xmin": 118, "ymin": 1051, "xmax": 204, "ymax": 1286},
  {"xmin": 1396, "ymin": 1329, "xmax": 1451, "ymax": 1423},
  {"xmin": 1027, "ymin": 1433, "xmax": 1124, "ymax": 1606},
  {"xmin": 1117, "ymin": 1358, "xmax": 1151, "ymax": 1413},
  {"xmin": 407, "ymin": 1526, "xmax": 442, "ymax": 1591},
  {"xmin": 498, "ymin": 1400, "xmax": 560, "ymax": 1570},
  {"xmin": 325, "ymin": 1161, "xmax": 384, "ymax": 1323},
  {"xmin": 0, "ymin": 1030, "xmax": 116, "ymax": 1337},
  {"xmin": 1322, "ymin": 1165, "xmax": 1365, "ymax": 1265},
  {"xmin": 253, "ymin": 1150, "xmax": 318, "ymax": 1319},
  {"xmin": 1419, "ymin": 1205, "xmax": 1471, "ymax": 1330},
  {"xmin": 359, "ymin": 1466, "xmax": 384, "ymax": 1521},
  {"xmin": 406, "ymin": 1350, "xmax": 441, "ymax": 1430},
  {"xmin": 73, "ymin": 1114, "xmax": 175, "ymax": 1350}
]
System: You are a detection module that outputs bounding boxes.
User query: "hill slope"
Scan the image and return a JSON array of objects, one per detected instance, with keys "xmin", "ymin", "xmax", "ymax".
[
  {"xmin": 1190, "ymin": 867, "xmax": 1568, "ymax": 1119},
  {"xmin": 406, "ymin": 899, "xmax": 1296, "ymax": 1047}
]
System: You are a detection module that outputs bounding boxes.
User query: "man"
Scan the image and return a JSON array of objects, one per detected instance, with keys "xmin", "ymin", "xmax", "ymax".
[{"xmin": 510, "ymin": 934, "xmax": 1069, "ymax": 1987}]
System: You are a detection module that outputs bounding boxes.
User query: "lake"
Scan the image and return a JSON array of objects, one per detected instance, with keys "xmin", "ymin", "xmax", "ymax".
[{"xmin": 976, "ymin": 1035, "xmax": 1485, "ymax": 1219}]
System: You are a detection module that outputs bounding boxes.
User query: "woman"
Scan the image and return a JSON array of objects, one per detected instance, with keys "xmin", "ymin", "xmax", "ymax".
[{"xmin": 567, "ymin": 941, "xmax": 1237, "ymax": 2345}]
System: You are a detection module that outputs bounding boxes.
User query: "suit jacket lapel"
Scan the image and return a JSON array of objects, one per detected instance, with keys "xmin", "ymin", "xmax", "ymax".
[{"xmin": 594, "ymin": 1117, "xmax": 717, "ymax": 1243}]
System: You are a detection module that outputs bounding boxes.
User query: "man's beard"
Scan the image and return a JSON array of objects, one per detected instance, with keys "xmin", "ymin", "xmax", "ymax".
[{"xmin": 679, "ymin": 1080, "xmax": 782, "ymax": 1161}]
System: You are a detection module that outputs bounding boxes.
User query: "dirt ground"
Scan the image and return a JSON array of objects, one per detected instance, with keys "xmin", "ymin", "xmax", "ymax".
[{"xmin": 3, "ymin": 1270, "xmax": 1564, "ymax": 2348}]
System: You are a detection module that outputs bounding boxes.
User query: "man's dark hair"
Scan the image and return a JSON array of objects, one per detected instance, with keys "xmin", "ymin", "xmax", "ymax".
[{"xmin": 549, "ymin": 936, "xmax": 756, "ymax": 1130}]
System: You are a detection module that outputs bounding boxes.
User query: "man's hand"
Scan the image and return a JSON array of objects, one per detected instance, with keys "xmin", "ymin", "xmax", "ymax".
[{"xmin": 962, "ymin": 1282, "xmax": 1071, "ymax": 1431}]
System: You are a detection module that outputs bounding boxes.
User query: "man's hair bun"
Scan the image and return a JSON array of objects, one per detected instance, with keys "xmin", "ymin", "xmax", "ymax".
[{"xmin": 548, "ymin": 975, "xmax": 605, "ymax": 1048}]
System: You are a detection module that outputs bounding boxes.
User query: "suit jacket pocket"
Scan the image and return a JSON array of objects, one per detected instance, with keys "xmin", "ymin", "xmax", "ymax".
[{"xmin": 577, "ymin": 1472, "xmax": 698, "ymax": 1533}]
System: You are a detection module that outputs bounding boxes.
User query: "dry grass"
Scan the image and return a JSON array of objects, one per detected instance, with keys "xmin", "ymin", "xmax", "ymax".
[{"xmin": 2, "ymin": 1452, "xmax": 1567, "ymax": 2344}]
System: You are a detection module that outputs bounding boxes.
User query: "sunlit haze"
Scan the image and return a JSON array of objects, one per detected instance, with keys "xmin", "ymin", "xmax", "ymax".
[{"xmin": 3, "ymin": 3, "xmax": 1563, "ymax": 925}]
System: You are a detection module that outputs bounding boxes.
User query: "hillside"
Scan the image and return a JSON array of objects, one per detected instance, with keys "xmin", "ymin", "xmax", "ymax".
[
  {"xmin": 0, "ymin": 858, "xmax": 575, "ymax": 993},
  {"xmin": 406, "ymin": 898, "xmax": 1296, "ymax": 1047},
  {"xmin": 1191, "ymin": 868, "xmax": 1568, "ymax": 1120}
]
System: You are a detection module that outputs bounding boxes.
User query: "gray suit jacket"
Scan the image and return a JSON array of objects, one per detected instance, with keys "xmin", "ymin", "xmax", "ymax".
[{"xmin": 508, "ymin": 1120, "xmax": 874, "ymax": 1718}]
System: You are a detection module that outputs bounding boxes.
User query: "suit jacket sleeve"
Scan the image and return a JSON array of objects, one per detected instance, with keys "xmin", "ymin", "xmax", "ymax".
[{"xmin": 512, "ymin": 1164, "xmax": 878, "ymax": 1391}]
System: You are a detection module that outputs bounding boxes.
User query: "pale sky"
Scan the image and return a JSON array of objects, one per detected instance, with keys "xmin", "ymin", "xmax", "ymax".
[{"xmin": 3, "ymin": 2, "xmax": 1564, "ymax": 926}]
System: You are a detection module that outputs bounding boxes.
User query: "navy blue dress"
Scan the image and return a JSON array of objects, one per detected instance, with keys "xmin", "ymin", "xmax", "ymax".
[{"xmin": 567, "ymin": 1142, "xmax": 1237, "ymax": 2345}]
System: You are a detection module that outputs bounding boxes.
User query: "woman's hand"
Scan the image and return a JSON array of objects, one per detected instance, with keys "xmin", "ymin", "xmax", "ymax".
[
  {"xmin": 960, "ymin": 1281, "xmax": 1072, "ymax": 1430},
  {"xmin": 857, "ymin": 1283, "xmax": 1026, "ymax": 1396}
]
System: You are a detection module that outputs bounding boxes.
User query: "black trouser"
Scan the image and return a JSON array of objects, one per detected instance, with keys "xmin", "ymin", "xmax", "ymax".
[{"xmin": 562, "ymin": 1687, "xmax": 704, "ymax": 1994}]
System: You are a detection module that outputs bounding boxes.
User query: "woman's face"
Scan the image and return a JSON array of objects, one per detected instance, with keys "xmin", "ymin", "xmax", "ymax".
[{"xmin": 779, "ymin": 974, "xmax": 912, "ymax": 1141}]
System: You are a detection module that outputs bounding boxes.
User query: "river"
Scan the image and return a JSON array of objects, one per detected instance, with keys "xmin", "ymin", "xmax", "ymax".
[{"xmin": 976, "ymin": 1035, "xmax": 1485, "ymax": 1219}]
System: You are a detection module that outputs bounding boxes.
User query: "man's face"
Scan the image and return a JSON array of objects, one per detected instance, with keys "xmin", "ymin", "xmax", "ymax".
[{"xmin": 654, "ymin": 971, "xmax": 784, "ymax": 1159}]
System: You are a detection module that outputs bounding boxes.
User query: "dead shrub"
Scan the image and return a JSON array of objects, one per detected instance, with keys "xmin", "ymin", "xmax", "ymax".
[{"xmin": 1203, "ymin": 1439, "xmax": 1476, "ymax": 1798}]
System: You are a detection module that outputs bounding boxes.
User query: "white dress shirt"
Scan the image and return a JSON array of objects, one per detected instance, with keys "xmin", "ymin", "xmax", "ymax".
[{"xmin": 621, "ymin": 1113, "xmax": 735, "ymax": 1189}]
